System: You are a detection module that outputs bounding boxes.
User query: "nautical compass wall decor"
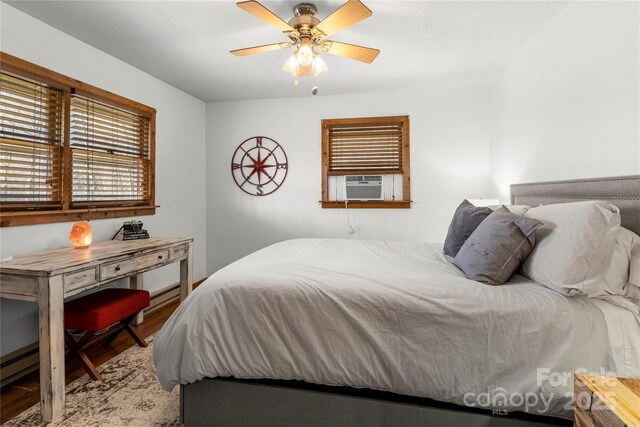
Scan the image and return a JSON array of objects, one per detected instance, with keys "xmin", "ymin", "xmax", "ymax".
[{"xmin": 231, "ymin": 136, "xmax": 288, "ymax": 196}]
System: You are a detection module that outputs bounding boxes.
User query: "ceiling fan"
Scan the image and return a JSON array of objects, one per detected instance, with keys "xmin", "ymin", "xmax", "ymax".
[{"xmin": 230, "ymin": 0, "xmax": 380, "ymax": 78}]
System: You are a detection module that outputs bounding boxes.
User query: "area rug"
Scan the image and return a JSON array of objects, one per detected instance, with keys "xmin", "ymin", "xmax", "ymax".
[{"xmin": 3, "ymin": 334, "xmax": 181, "ymax": 427}]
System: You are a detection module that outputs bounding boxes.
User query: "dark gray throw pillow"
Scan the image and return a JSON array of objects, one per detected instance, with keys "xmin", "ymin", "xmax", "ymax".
[
  {"xmin": 443, "ymin": 200, "xmax": 493, "ymax": 257},
  {"xmin": 453, "ymin": 207, "xmax": 543, "ymax": 285}
]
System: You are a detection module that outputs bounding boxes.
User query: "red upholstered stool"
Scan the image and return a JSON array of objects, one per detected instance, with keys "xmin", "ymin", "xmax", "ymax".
[{"xmin": 64, "ymin": 288, "xmax": 150, "ymax": 381}]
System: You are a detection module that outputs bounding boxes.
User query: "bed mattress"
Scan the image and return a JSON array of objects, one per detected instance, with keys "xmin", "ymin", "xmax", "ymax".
[{"xmin": 153, "ymin": 238, "xmax": 640, "ymax": 418}]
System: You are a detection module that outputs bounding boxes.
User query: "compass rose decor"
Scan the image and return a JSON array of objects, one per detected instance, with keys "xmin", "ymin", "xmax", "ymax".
[{"xmin": 231, "ymin": 136, "xmax": 288, "ymax": 196}]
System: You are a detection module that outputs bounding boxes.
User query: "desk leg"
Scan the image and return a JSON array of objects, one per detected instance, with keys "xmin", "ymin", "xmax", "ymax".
[
  {"xmin": 180, "ymin": 242, "xmax": 193, "ymax": 302},
  {"xmin": 129, "ymin": 274, "xmax": 144, "ymax": 325},
  {"xmin": 38, "ymin": 275, "xmax": 65, "ymax": 422}
]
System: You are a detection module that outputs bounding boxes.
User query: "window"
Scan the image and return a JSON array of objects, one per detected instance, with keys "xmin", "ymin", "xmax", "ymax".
[
  {"xmin": 0, "ymin": 73, "xmax": 64, "ymax": 211},
  {"xmin": 0, "ymin": 52, "xmax": 156, "ymax": 227},
  {"xmin": 321, "ymin": 115, "xmax": 410, "ymax": 208},
  {"xmin": 70, "ymin": 96, "xmax": 151, "ymax": 206}
]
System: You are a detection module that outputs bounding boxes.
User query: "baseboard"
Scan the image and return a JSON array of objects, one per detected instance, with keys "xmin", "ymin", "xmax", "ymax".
[
  {"xmin": 0, "ymin": 342, "xmax": 39, "ymax": 388},
  {"xmin": 0, "ymin": 278, "xmax": 205, "ymax": 388}
]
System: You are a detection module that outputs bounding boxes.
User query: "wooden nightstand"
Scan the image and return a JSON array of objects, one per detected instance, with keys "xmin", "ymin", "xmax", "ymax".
[{"xmin": 574, "ymin": 373, "xmax": 640, "ymax": 427}]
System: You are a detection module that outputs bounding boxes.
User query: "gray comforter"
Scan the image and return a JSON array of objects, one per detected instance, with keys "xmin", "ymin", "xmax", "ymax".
[{"xmin": 153, "ymin": 239, "xmax": 640, "ymax": 418}]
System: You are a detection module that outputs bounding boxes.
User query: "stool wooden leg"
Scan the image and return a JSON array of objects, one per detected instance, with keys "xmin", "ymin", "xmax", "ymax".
[
  {"xmin": 75, "ymin": 330, "xmax": 97, "ymax": 349},
  {"xmin": 102, "ymin": 324, "xmax": 125, "ymax": 348},
  {"xmin": 103, "ymin": 314, "xmax": 135, "ymax": 347},
  {"xmin": 67, "ymin": 330, "xmax": 97, "ymax": 358},
  {"xmin": 102, "ymin": 313, "xmax": 147, "ymax": 348},
  {"xmin": 124, "ymin": 322, "xmax": 148, "ymax": 348},
  {"xmin": 64, "ymin": 330, "xmax": 101, "ymax": 381},
  {"xmin": 77, "ymin": 350, "xmax": 102, "ymax": 381}
]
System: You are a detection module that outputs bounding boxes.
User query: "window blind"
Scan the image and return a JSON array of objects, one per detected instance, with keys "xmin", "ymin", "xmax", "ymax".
[
  {"xmin": 327, "ymin": 122, "xmax": 404, "ymax": 175},
  {"xmin": 0, "ymin": 72, "xmax": 64, "ymax": 210},
  {"xmin": 70, "ymin": 95, "xmax": 151, "ymax": 206}
]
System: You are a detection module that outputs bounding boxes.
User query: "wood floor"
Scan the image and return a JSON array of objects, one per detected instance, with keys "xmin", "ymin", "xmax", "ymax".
[{"xmin": 0, "ymin": 299, "xmax": 179, "ymax": 424}]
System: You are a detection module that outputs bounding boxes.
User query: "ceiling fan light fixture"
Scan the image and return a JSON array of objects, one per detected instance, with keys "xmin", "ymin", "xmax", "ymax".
[
  {"xmin": 296, "ymin": 39, "xmax": 314, "ymax": 66},
  {"xmin": 283, "ymin": 52, "xmax": 298, "ymax": 76},
  {"xmin": 283, "ymin": 48, "xmax": 328, "ymax": 77},
  {"xmin": 283, "ymin": 51, "xmax": 313, "ymax": 76},
  {"xmin": 313, "ymin": 53, "xmax": 328, "ymax": 76}
]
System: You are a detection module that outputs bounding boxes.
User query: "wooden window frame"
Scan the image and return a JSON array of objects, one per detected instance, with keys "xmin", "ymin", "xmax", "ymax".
[
  {"xmin": 0, "ymin": 52, "xmax": 157, "ymax": 227},
  {"xmin": 321, "ymin": 115, "xmax": 411, "ymax": 209}
]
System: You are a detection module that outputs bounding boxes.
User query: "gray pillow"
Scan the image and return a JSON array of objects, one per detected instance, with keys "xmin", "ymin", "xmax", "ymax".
[
  {"xmin": 454, "ymin": 207, "xmax": 543, "ymax": 285},
  {"xmin": 443, "ymin": 200, "xmax": 493, "ymax": 257}
]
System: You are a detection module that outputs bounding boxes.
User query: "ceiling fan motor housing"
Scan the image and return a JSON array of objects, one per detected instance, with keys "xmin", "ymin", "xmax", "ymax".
[{"xmin": 289, "ymin": 3, "xmax": 321, "ymax": 33}]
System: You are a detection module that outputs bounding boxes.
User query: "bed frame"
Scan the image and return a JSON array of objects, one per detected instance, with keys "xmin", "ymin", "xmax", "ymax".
[{"xmin": 180, "ymin": 175, "xmax": 640, "ymax": 427}]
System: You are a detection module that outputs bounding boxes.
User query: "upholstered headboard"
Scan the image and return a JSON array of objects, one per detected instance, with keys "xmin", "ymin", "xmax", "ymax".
[{"xmin": 511, "ymin": 175, "xmax": 640, "ymax": 235}]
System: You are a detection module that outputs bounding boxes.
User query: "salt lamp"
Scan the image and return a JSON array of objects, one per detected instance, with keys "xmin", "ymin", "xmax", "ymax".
[{"xmin": 69, "ymin": 221, "xmax": 92, "ymax": 249}]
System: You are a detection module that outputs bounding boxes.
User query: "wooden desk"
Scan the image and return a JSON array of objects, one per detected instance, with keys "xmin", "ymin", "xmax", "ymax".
[
  {"xmin": 574, "ymin": 373, "xmax": 640, "ymax": 427},
  {"xmin": 0, "ymin": 237, "xmax": 194, "ymax": 422}
]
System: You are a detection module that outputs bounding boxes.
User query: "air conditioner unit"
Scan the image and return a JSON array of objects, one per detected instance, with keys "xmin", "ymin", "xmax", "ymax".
[{"xmin": 344, "ymin": 175, "xmax": 383, "ymax": 201}]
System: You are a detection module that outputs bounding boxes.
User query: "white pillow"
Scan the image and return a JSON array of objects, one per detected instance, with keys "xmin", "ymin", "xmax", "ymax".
[
  {"xmin": 598, "ymin": 232, "xmax": 640, "ymax": 316},
  {"xmin": 629, "ymin": 243, "xmax": 640, "ymax": 288},
  {"xmin": 521, "ymin": 201, "xmax": 621, "ymax": 296},
  {"xmin": 602, "ymin": 227, "xmax": 638, "ymax": 296},
  {"xmin": 488, "ymin": 204, "xmax": 530, "ymax": 216},
  {"xmin": 624, "ymin": 243, "xmax": 640, "ymax": 307}
]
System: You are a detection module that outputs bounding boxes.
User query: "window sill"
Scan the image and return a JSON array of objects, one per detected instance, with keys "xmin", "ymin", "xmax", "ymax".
[
  {"xmin": 321, "ymin": 201, "xmax": 411, "ymax": 209},
  {"xmin": 0, "ymin": 206, "xmax": 157, "ymax": 227}
]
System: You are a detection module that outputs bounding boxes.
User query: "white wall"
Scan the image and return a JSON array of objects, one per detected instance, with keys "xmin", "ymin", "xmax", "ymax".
[
  {"xmin": 0, "ymin": 4, "xmax": 207, "ymax": 356},
  {"xmin": 206, "ymin": 1, "xmax": 640, "ymax": 274},
  {"xmin": 490, "ymin": 0, "xmax": 640, "ymax": 201},
  {"xmin": 206, "ymin": 87, "xmax": 492, "ymax": 273}
]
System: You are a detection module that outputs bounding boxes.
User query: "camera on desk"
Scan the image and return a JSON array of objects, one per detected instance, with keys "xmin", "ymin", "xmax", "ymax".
[
  {"xmin": 124, "ymin": 220, "xmax": 144, "ymax": 232},
  {"xmin": 113, "ymin": 220, "xmax": 149, "ymax": 241}
]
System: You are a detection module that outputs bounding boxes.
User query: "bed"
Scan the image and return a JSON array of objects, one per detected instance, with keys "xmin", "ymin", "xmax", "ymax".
[{"xmin": 153, "ymin": 175, "xmax": 640, "ymax": 427}]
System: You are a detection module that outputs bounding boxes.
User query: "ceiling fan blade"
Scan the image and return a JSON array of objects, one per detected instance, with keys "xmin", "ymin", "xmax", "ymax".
[
  {"xmin": 236, "ymin": 1, "xmax": 297, "ymax": 34},
  {"xmin": 313, "ymin": 0, "xmax": 372, "ymax": 38},
  {"xmin": 320, "ymin": 41, "xmax": 379, "ymax": 63},
  {"xmin": 230, "ymin": 42, "xmax": 292, "ymax": 56}
]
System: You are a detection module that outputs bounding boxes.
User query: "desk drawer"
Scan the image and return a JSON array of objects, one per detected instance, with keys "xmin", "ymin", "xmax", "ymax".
[
  {"xmin": 64, "ymin": 268, "xmax": 98, "ymax": 293},
  {"xmin": 170, "ymin": 244, "xmax": 188, "ymax": 260},
  {"xmin": 100, "ymin": 250, "xmax": 169, "ymax": 281}
]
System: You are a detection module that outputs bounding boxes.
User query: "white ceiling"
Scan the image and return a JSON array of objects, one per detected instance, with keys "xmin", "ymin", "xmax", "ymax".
[{"xmin": 5, "ymin": 0, "xmax": 569, "ymax": 102}]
